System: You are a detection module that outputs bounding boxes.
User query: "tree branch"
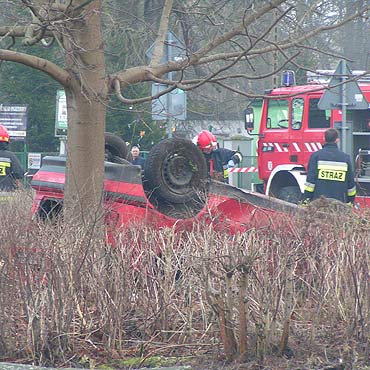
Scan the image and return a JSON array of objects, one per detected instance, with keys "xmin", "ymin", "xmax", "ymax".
[
  {"xmin": 0, "ymin": 26, "xmax": 28, "ymax": 38},
  {"xmin": 0, "ymin": 26, "xmax": 54, "ymax": 39},
  {"xmin": 112, "ymin": 1, "xmax": 370, "ymax": 105},
  {"xmin": 0, "ymin": 49, "xmax": 70, "ymax": 86},
  {"xmin": 113, "ymin": 77, "xmax": 177, "ymax": 104}
]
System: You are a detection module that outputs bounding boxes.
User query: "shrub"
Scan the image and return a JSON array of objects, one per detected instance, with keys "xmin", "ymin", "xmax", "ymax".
[{"xmin": 0, "ymin": 190, "xmax": 369, "ymax": 369}]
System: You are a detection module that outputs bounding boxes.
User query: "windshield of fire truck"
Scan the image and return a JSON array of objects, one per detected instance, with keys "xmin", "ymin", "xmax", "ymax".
[{"xmin": 266, "ymin": 99, "xmax": 288, "ymax": 129}]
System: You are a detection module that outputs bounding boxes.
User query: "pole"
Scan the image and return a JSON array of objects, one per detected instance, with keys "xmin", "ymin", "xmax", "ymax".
[
  {"xmin": 341, "ymin": 60, "xmax": 348, "ymax": 154},
  {"xmin": 23, "ymin": 141, "xmax": 28, "ymax": 184},
  {"xmin": 60, "ymin": 138, "xmax": 66, "ymax": 155},
  {"xmin": 272, "ymin": 9, "xmax": 278, "ymax": 88},
  {"xmin": 167, "ymin": 37, "xmax": 173, "ymax": 138}
]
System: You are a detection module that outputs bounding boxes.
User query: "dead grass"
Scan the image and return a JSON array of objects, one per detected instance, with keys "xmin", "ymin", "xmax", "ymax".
[{"xmin": 0, "ymin": 190, "xmax": 369, "ymax": 369}]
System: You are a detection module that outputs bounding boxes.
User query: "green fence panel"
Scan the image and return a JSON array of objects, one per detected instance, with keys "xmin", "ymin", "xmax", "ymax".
[{"xmin": 15, "ymin": 151, "xmax": 59, "ymax": 187}]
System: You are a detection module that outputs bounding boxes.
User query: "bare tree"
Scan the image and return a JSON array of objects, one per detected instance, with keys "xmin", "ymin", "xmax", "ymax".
[{"xmin": 0, "ymin": 0, "xmax": 370, "ymax": 222}]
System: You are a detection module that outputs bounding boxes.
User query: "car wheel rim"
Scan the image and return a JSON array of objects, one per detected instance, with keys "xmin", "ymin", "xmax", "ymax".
[{"xmin": 162, "ymin": 153, "xmax": 194, "ymax": 189}]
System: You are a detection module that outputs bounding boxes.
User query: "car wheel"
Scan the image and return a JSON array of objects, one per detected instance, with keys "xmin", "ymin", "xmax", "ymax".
[
  {"xmin": 105, "ymin": 132, "xmax": 131, "ymax": 163},
  {"xmin": 143, "ymin": 138, "xmax": 208, "ymax": 218},
  {"xmin": 276, "ymin": 186, "xmax": 302, "ymax": 204}
]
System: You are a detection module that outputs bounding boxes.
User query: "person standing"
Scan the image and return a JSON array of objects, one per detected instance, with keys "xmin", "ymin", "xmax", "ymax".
[
  {"xmin": 0, "ymin": 125, "xmax": 25, "ymax": 192},
  {"xmin": 130, "ymin": 146, "xmax": 145, "ymax": 169},
  {"xmin": 303, "ymin": 128, "xmax": 357, "ymax": 205},
  {"xmin": 0, "ymin": 125, "xmax": 24, "ymax": 192},
  {"xmin": 193, "ymin": 130, "xmax": 242, "ymax": 183}
]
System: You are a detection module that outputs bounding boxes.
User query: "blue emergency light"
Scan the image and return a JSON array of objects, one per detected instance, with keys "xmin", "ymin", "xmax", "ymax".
[{"xmin": 282, "ymin": 70, "xmax": 295, "ymax": 86}]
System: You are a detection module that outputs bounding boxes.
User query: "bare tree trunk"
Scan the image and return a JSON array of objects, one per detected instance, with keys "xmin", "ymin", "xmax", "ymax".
[
  {"xmin": 63, "ymin": 0, "xmax": 108, "ymax": 221},
  {"xmin": 149, "ymin": 0, "xmax": 173, "ymax": 66}
]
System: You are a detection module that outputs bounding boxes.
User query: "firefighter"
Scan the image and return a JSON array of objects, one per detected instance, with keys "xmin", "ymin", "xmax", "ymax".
[
  {"xmin": 0, "ymin": 125, "xmax": 25, "ymax": 192},
  {"xmin": 193, "ymin": 130, "xmax": 242, "ymax": 183},
  {"xmin": 303, "ymin": 128, "xmax": 356, "ymax": 205}
]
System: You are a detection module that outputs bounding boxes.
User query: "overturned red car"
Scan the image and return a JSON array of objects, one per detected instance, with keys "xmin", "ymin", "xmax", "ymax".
[{"xmin": 30, "ymin": 135, "xmax": 296, "ymax": 239}]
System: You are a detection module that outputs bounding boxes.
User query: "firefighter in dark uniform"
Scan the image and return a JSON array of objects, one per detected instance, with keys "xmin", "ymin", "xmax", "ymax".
[
  {"xmin": 303, "ymin": 128, "xmax": 357, "ymax": 205},
  {"xmin": 193, "ymin": 130, "xmax": 242, "ymax": 183},
  {"xmin": 0, "ymin": 125, "xmax": 25, "ymax": 193}
]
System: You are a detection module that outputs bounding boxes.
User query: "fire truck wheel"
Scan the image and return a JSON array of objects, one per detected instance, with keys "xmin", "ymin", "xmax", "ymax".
[
  {"xmin": 143, "ymin": 138, "xmax": 208, "ymax": 218},
  {"xmin": 276, "ymin": 186, "xmax": 302, "ymax": 204},
  {"xmin": 105, "ymin": 132, "xmax": 131, "ymax": 163}
]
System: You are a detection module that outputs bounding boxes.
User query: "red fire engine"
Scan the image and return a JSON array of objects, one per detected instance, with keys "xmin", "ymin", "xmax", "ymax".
[{"xmin": 244, "ymin": 69, "xmax": 370, "ymax": 207}]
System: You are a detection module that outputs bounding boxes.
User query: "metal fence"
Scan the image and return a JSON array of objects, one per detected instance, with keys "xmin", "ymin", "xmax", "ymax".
[{"xmin": 15, "ymin": 151, "xmax": 59, "ymax": 186}]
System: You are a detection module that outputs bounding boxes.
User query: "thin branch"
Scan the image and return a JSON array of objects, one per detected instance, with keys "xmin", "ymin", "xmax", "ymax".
[
  {"xmin": 245, "ymin": 3, "xmax": 370, "ymax": 60},
  {"xmin": 186, "ymin": 3, "xmax": 370, "ymax": 67},
  {"xmin": 189, "ymin": 0, "xmax": 286, "ymax": 63},
  {"xmin": 295, "ymin": 43, "xmax": 348, "ymax": 61}
]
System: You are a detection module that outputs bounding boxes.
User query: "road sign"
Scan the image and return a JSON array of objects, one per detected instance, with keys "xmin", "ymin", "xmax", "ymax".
[
  {"xmin": 152, "ymin": 83, "xmax": 186, "ymax": 121},
  {"xmin": 28, "ymin": 152, "xmax": 42, "ymax": 169},
  {"xmin": 318, "ymin": 60, "xmax": 369, "ymax": 156},
  {"xmin": 55, "ymin": 90, "xmax": 67, "ymax": 137},
  {"xmin": 0, "ymin": 104, "xmax": 28, "ymax": 140},
  {"xmin": 171, "ymin": 88, "xmax": 187, "ymax": 120},
  {"xmin": 318, "ymin": 60, "xmax": 368, "ymax": 110},
  {"xmin": 145, "ymin": 31, "xmax": 186, "ymax": 63},
  {"xmin": 147, "ymin": 31, "xmax": 187, "ymax": 136}
]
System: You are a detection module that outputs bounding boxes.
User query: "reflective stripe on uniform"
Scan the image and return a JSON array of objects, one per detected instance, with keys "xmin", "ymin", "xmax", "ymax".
[
  {"xmin": 317, "ymin": 160, "xmax": 348, "ymax": 171},
  {"xmin": 347, "ymin": 186, "xmax": 357, "ymax": 197},
  {"xmin": 317, "ymin": 160, "xmax": 347, "ymax": 182},
  {"xmin": 0, "ymin": 159, "xmax": 11, "ymax": 176},
  {"xmin": 0, "ymin": 191, "xmax": 14, "ymax": 202},
  {"xmin": 304, "ymin": 181, "xmax": 315, "ymax": 193}
]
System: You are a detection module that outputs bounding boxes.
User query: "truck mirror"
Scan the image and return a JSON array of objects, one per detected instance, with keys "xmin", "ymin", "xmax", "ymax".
[{"xmin": 244, "ymin": 107, "xmax": 254, "ymax": 132}]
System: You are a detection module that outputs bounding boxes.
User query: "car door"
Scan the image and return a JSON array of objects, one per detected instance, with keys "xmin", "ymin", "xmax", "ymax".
[{"xmin": 258, "ymin": 98, "xmax": 290, "ymax": 180}]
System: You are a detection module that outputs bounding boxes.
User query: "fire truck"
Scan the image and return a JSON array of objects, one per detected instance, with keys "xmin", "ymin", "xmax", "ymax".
[{"xmin": 244, "ymin": 68, "xmax": 370, "ymax": 208}]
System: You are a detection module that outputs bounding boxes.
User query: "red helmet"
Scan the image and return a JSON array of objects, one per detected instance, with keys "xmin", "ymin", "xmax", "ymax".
[
  {"xmin": 0, "ymin": 125, "xmax": 9, "ymax": 142},
  {"xmin": 197, "ymin": 130, "xmax": 217, "ymax": 151}
]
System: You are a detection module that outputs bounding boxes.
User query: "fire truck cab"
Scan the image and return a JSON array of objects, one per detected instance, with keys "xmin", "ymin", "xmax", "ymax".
[{"xmin": 245, "ymin": 71, "xmax": 370, "ymax": 207}]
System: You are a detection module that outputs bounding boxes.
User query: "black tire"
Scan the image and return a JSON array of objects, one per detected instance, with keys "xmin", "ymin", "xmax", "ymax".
[
  {"xmin": 105, "ymin": 132, "xmax": 131, "ymax": 163},
  {"xmin": 276, "ymin": 186, "xmax": 302, "ymax": 204},
  {"xmin": 143, "ymin": 138, "xmax": 208, "ymax": 218}
]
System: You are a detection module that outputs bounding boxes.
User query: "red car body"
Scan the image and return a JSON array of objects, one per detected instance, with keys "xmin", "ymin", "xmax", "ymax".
[{"xmin": 31, "ymin": 156, "xmax": 297, "ymax": 242}]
